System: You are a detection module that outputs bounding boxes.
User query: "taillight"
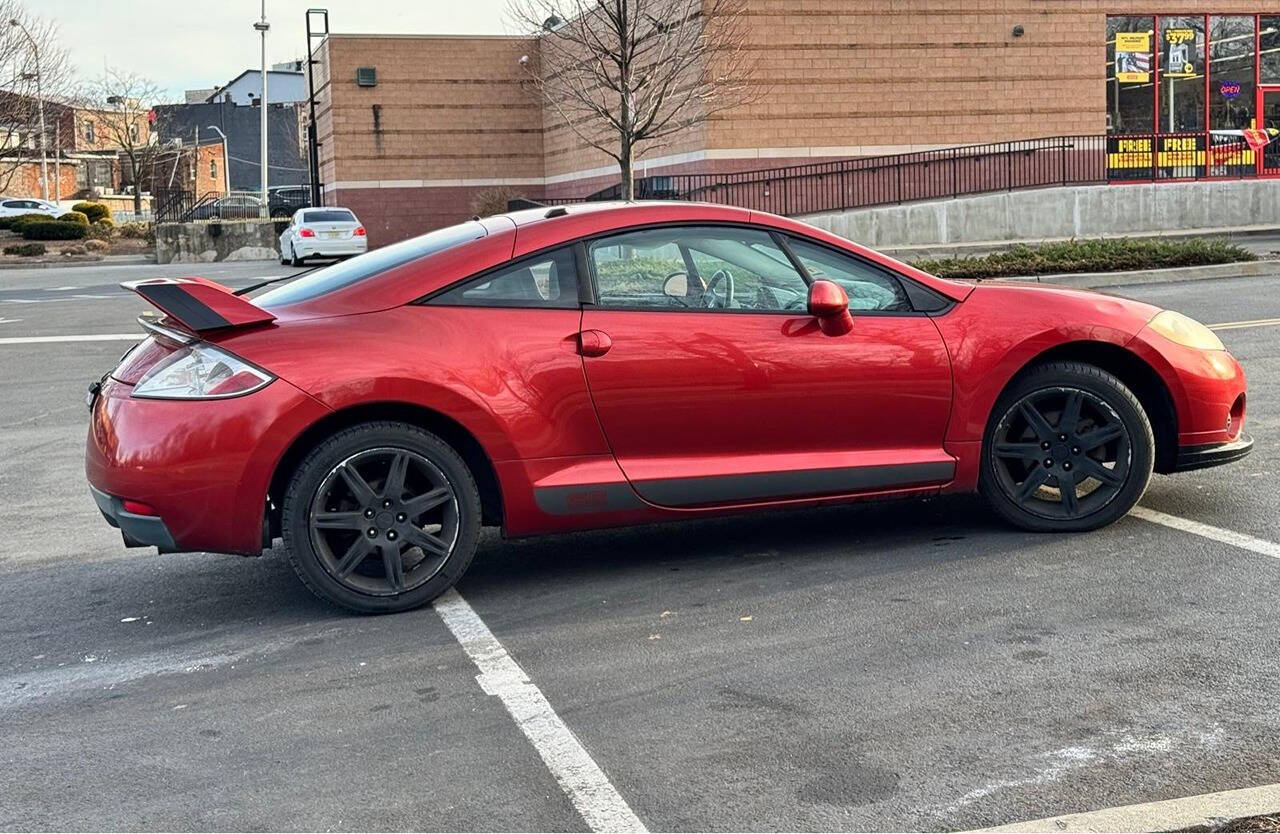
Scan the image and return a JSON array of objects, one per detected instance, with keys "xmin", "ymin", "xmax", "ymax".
[
  {"xmin": 132, "ymin": 342, "xmax": 274, "ymax": 399},
  {"xmin": 354, "ymin": 226, "xmax": 366, "ymax": 236},
  {"xmin": 113, "ymin": 335, "xmax": 182, "ymax": 384},
  {"xmin": 298, "ymin": 227, "xmax": 315, "ymax": 238},
  {"xmin": 121, "ymin": 500, "xmax": 157, "ymax": 516}
]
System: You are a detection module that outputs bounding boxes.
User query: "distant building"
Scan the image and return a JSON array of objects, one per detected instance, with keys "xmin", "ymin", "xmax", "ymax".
[
  {"xmin": 184, "ymin": 88, "xmax": 217, "ymax": 104},
  {"xmin": 153, "ymin": 99, "xmax": 309, "ymax": 193},
  {"xmin": 206, "ymin": 68, "xmax": 306, "ymax": 106}
]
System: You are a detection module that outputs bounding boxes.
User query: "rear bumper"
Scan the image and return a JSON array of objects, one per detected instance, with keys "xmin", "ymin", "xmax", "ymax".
[
  {"xmin": 1174, "ymin": 435, "xmax": 1254, "ymax": 472},
  {"xmin": 85, "ymin": 375, "xmax": 331, "ymax": 555},
  {"xmin": 89, "ymin": 485, "xmax": 178, "ymax": 552},
  {"xmin": 295, "ymin": 239, "xmax": 367, "ymax": 257}
]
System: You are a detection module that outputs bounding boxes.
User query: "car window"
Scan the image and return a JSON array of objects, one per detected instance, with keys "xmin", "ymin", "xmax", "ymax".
[
  {"xmin": 303, "ymin": 210, "xmax": 357, "ymax": 223},
  {"xmin": 257, "ymin": 220, "xmax": 487, "ymax": 307},
  {"xmin": 2, "ymin": 201, "xmax": 21, "ymax": 208},
  {"xmin": 786, "ymin": 237, "xmax": 911, "ymax": 312},
  {"xmin": 589, "ymin": 226, "xmax": 808, "ymax": 312},
  {"xmin": 429, "ymin": 247, "xmax": 578, "ymax": 309}
]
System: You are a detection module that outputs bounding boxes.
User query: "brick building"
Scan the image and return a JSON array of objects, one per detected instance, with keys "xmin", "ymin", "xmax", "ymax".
[{"xmin": 310, "ymin": 2, "xmax": 1280, "ymax": 244}]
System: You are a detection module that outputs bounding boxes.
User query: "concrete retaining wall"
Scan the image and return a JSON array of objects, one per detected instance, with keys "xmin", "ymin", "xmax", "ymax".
[
  {"xmin": 800, "ymin": 180, "xmax": 1280, "ymax": 249},
  {"xmin": 154, "ymin": 220, "xmax": 279, "ymax": 264}
]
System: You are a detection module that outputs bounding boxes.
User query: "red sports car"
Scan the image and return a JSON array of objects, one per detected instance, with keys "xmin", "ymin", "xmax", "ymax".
[{"xmin": 86, "ymin": 202, "xmax": 1251, "ymax": 613}]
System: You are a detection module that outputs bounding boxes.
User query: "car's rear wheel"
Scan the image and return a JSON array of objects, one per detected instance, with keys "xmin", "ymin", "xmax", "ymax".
[
  {"xmin": 289, "ymin": 243, "xmax": 304, "ymax": 267},
  {"xmin": 980, "ymin": 361, "xmax": 1154, "ymax": 532},
  {"xmin": 282, "ymin": 421, "xmax": 481, "ymax": 613}
]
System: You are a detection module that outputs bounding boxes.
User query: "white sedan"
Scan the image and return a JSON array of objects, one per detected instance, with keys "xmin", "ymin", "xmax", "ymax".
[
  {"xmin": 279, "ymin": 207, "xmax": 368, "ymax": 265},
  {"xmin": 0, "ymin": 197, "xmax": 61, "ymax": 218}
]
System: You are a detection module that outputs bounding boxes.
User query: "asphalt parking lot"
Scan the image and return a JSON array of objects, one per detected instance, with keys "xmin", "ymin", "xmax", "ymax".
[{"xmin": 0, "ymin": 261, "xmax": 1277, "ymax": 831}]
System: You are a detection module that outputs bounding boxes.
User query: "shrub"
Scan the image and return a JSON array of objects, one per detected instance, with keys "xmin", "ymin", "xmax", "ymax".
[
  {"xmin": 71, "ymin": 201, "xmax": 110, "ymax": 223},
  {"xmin": 117, "ymin": 220, "xmax": 151, "ymax": 239},
  {"xmin": 59, "ymin": 211, "xmax": 89, "ymax": 225},
  {"xmin": 94, "ymin": 215, "xmax": 115, "ymax": 229},
  {"xmin": 21, "ymin": 220, "xmax": 88, "ymax": 240},
  {"xmin": 911, "ymin": 237, "xmax": 1258, "ymax": 281},
  {"xmin": 3, "ymin": 242, "xmax": 45, "ymax": 256},
  {"xmin": 2, "ymin": 212, "xmax": 54, "ymax": 232},
  {"xmin": 63, "ymin": 244, "xmax": 88, "ymax": 256},
  {"xmin": 83, "ymin": 238, "xmax": 109, "ymax": 253},
  {"xmin": 469, "ymin": 186, "xmax": 526, "ymax": 218}
]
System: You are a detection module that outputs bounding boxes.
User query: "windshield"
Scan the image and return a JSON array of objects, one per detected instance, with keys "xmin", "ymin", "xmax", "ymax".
[{"xmin": 256, "ymin": 220, "xmax": 487, "ymax": 307}]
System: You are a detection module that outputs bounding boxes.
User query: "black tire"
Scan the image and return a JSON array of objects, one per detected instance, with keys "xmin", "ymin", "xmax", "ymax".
[
  {"xmin": 289, "ymin": 244, "xmax": 304, "ymax": 267},
  {"xmin": 282, "ymin": 421, "xmax": 481, "ymax": 614},
  {"xmin": 979, "ymin": 361, "xmax": 1154, "ymax": 533},
  {"xmin": 279, "ymin": 248, "xmax": 288, "ymax": 265}
]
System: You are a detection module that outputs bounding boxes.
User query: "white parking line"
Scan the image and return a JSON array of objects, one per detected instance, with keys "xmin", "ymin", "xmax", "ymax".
[
  {"xmin": 0, "ymin": 334, "xmax": 138, "ymax": 345},
  {"xmin": 432, "ymin": 588, "xmax": 647, "ymax": 834},
  {"xmin": 1131, "ymin": 505, "xmax": 1280, "ymax": 560},
  {"xmin": 977, "ymin": 780, "xmax": 1280, "ymax": 832}
]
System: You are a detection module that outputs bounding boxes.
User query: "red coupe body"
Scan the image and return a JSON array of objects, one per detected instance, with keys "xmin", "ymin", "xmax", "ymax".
[{"xmin": 86, "ymin": 202, "xmax": 1249, "ymax": 609}]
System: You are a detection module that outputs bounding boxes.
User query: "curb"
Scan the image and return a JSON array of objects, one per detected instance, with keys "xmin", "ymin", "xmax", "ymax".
[
  {"xmin": 0, "ymin": 254, "xmax": 155, "ymax": 271},
  {"xmin": 998, "ymin": 259, "xmax": 1280, "ymax": 290},
  {"xmin": 974, "ymin": 782, "xmax": 1280, "ymax": 832}
]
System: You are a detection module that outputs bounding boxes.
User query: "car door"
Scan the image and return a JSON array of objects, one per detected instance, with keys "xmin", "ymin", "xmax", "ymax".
[{"xmin": 578, "ymin": 224, "xmax": 954, "ymax": 508}]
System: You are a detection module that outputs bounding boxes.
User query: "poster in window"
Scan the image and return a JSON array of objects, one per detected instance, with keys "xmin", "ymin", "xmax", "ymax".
[
  {"xmin": 1164, "ymin": 28, "xmax": 1198, "ymax": 78},
  {"xmin": 1115, "ymin": 32, "xmax": 1151, "ymax": 83}
]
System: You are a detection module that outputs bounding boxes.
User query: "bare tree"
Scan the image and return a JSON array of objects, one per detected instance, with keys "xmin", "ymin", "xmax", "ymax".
[
  {"xmin": 83, "ymin": 67, "xmax": 165, "ymax": 215},
  {"xmin": 0, "ymin": 2, "xmax": 75, "ymax": 194},
  {"xmin": 510, "ymin": 0, "xmax": 759, "ymax": 199}
]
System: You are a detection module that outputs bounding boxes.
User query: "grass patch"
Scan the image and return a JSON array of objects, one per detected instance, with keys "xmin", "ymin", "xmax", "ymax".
[{"xmin": 912, "ymin": 237, "xmax": 1257, "ymax": 281}]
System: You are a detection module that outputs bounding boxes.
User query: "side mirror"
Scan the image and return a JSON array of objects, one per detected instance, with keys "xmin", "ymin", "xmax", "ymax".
[{"xmin": 807, "ymin": 279, "xmax": 853, "ymax": 336}]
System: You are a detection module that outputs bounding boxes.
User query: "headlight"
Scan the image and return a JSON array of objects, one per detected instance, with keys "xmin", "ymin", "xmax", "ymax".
[
  {"xmin": 132, "ymin": 342, "xmax": 274, "ymax": 399},
  {"xmin": 1147, "ymin": 310, "xmax": 1225, "ymax": 352}
]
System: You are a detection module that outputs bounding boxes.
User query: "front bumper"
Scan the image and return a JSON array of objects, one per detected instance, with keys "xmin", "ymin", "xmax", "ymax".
[
  {"xmin": 1174, "ymin": 434, "xmax": 1255, "ymax": 472},
  {"xmin": 90, "ymin": 485, "xmax": 178, "ymax": 552}
]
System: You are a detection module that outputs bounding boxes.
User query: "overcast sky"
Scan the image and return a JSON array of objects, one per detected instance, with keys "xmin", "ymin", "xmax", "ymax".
[{"xmin": 40, "ymin": 0, "xmax": 512, "ymax": 100}]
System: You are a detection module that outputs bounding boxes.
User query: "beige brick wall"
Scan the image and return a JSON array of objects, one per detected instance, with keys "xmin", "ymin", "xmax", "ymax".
[
  {"xmin": 315, "ymin": 2, "xmax": 1280, "ymax": 233},
  {"xmin": 317, "ymin": 34, "xmax": 543, "ymax": 186}
]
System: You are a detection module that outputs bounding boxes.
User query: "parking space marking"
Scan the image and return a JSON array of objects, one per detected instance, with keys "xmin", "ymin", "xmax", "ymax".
[
  {"xmin": 433, "ymin": 589, "xmax": 648, "ymax": 834},
  {"xmin": 1131, "ymin": 506, "xmax": 1280, "ymax": 560},
  {"xmin": 1209, "ymin": 317, "xmax": 1280, "ymax": 331},
  {"xmin": 977, "ymin": 781, "xmax": 1280, "ymax": 832},
  {"xmin": 0, "ymin": 334, "xmax": 138, "ymax": 345}
]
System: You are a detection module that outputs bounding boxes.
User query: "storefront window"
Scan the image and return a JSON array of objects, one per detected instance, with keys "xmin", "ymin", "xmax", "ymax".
[
  {"xmin": 1261, "ymin": 17, "xmax": 1280, "ymax": 83},
  {"xmin": 1159, "ymin": 16, "xmax": 1205, "ymax": 133},
  {"xmin": 1208, "ymin": 16, "xmax": 1255, "ymax": 130},
  {"xmin": 1107, "ymin": 16, "xmax": 1155, "ymax": 134}
]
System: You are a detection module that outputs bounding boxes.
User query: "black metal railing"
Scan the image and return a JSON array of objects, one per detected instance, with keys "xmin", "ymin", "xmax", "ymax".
[
  {"xmin": 567, "ymin": 136, "xmax": 1108, "ymax": 216},
  {"xmin": 153, "ymin": 187, "xmax": 312, "ymax": 223}
]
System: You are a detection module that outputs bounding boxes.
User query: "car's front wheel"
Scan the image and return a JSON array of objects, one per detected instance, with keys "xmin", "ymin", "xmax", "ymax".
[
  {"xmin": 979, "ymin": 361, "xmax": 1155, "ymax": 532},
  {"xmin": 282, "ymin": 421, "xmax": 481, "ymax": 613}
]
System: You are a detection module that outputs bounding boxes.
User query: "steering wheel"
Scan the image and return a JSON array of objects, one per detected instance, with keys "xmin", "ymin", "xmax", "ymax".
[{"xmin": 703, "ymin": 268, "xmax": 735, "ymax": 309}]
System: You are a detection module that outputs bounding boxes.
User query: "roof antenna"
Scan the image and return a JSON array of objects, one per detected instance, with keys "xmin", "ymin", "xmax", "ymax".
[{"xmin": 545, "ymin": 206, "xmax": 568, "ymax": 218}]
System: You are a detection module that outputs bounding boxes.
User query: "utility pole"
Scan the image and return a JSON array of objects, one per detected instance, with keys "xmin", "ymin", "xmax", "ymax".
[
  {"xmin": 254, "ymin": 1, "xmax": 270, "ymax": 217},
  {"xmin": 9, "ymin": 19, "xmax": 47, "ymax": 201}
]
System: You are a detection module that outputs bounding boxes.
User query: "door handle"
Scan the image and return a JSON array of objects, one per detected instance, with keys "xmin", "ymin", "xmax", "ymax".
[{"xmin": 577, "ymin": 329, "xmax": 612, "ymax": 357}]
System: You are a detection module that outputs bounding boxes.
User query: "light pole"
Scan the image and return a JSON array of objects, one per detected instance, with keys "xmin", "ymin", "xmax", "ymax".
[
  {"xmin": 9, "ymin": 19, "xmax": 48, "ymax": 201},
  {"xmin": 254, "ymin": 2, "xmax": 269, "ymax": 217},
  {"xmin": 206, "ymin": 125, "xmax": 230, "ymax": 194}
]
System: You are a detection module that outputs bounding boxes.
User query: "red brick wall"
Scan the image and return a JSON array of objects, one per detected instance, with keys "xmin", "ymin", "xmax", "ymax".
[{"xmin": 4, "ymin": 161, "xmax": 79, "ymax": 202}]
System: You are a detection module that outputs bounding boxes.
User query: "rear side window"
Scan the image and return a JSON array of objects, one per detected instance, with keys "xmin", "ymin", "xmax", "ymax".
[
  {"xmin": 428, "ymin": 247, "xmax": 578, "ymax": 309},
  {"xmin": 303, "ymin": 210, "xmax": 357, "ymax": 223},
  {"xmin": 257, "ymin": 220, "xmax": 486, "ymax": 306}
]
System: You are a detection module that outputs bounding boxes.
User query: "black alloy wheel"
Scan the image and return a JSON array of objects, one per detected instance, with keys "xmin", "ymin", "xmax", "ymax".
[
  {"xmin": 283, "ymin": 422, "xmax": 481, "ymax": 613},
  {"xmin": 981, "ymin": 362, "xmax": 1154, "ymax": 532}
]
